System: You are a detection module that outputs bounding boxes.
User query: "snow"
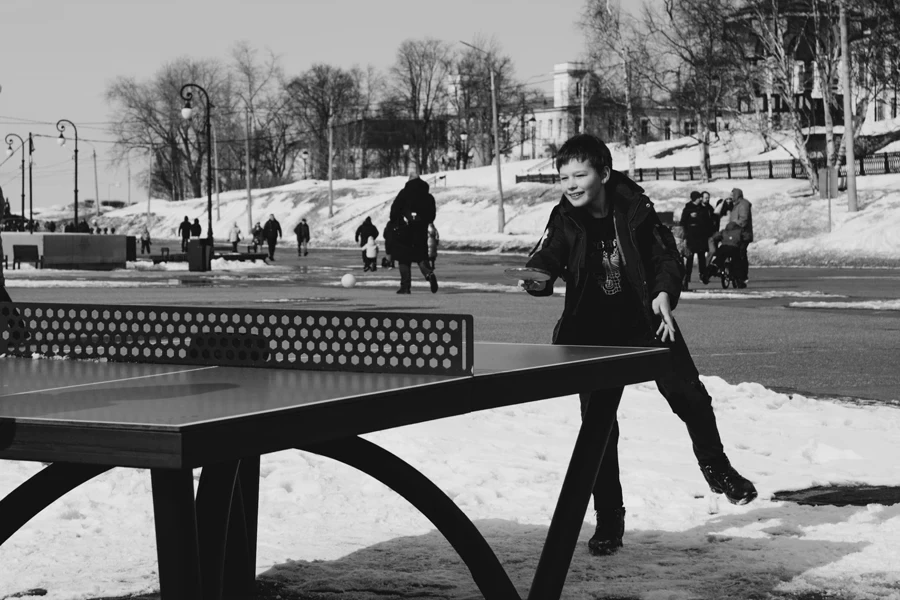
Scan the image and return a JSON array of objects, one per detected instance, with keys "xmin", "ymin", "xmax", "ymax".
[{"xmin": 2, "ymin": 132, "xmax": 900, "ymax": 599}]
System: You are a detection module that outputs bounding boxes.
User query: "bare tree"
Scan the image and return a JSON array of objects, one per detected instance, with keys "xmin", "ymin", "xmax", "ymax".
[
  {"xmin": 581, "ymin": 0, "xmax": 649, "ymax": 175},
  {"xmin": 389, "ymin": 38, "xmax": 453, "ymax": 174},
  {"xmin": 643, "ymin": 0, "xmax": 742, "ymax": 180},
  {"xmin": 285, "ymin": 64, "xmax": 360, "ymax": 180}
]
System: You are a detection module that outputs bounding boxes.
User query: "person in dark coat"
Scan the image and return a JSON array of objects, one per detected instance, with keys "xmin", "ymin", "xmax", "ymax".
[
  {"xmin": 354, "ymin": 217, "xmax": 379, "ymax": 268},
  {"xmin": 382, "ymin": 219, "xmax": 396, "ymax": 269},
  {"xmin": 294, "ymin": 218, "xmax": 310, "ymax": 256},
  {"xmin": 521, "ymin": 134, "xmax": 756, "ymax": 557},
  {"xmin": 679, "ymin": 191, "xmax": 715, "ymax": 289},
  {"xmin": 262, "ymin": 213, "xmax": 282, "ymax": 260},
  {"xmin": 388, "ymin": 175, "xmax": 438, "ymax": 293},
  {"xmin": 189, "ymin": 218, "xmax": 202, "ymax": 239}
]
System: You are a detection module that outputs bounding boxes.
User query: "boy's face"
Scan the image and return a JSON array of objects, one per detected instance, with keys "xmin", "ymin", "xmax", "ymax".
[{"xmin": 558, "ymin": 159, "xmax": 609, "ymax": 211}]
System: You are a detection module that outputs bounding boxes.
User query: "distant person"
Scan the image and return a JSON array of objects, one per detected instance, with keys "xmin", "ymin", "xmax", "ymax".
[
  {"xmin": 78, "ymin": 220, "xmax": 90, "ymax": 233},
  {"xmin": 178, "ymin": 216, "xmax": 191, "ymax": 251},
  {"xmin": 190, "ymin": 218, "xmax": 202, "ymax": 238},
  {"xmin": 262, "ymin": 213, "xmax": 282, "ymax": 260},
  {"xmin": 426, "ymin": 222, "xmax": 440, "ymax": 270},
  {"xmin": 707, "ymin": 221, "xmax": 743, "ymax": 279},
  {"xmin": 701, "ymin": 191, "xmax": 719, "ymax": 231},
  {"xmin": 679, "ymin": 191, "xmax": 714, "ymax": 289},
  {"xmin": 294, "ymin": 218, "xmax": 310, "ymax": 256},
  {"xmin": 519, "ymin": 134, "xmax": 756, "ymax": 557},
  {"xmin": 382, "ymin": 219, "xmax": 396, "ymax": 269},
  {"xmin": 252, "ymin": 222, "xmax": 263, "ymax": 248},
  {"xmin": 355, "ymin": 217, "xmax": 379, "ymax": 268},
  {"xmin": 140, "ymin": 227, "xmax": 152, "ymax": 254},
  {"xmin": 727, "ymin": 188, "xmax": 753, "ymax": 288},
  {"xmin": 363, "ymin": 237, "xmax": 379, "ymax": 272},
  {"xmin": 228, "ymin": 223, "xmax": 242, "ymax": 253},
  {"xmin": 47, "ymin": 221, "xmax": 56, "ymax": 233},
  {"xmin": 389, "ymin": 175, "xmax": 438, "ymax": 294}
]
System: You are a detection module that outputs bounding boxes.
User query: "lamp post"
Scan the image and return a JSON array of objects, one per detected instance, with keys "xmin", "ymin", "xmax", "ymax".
[
  {"xmin": 459, "ymin": 40, "xmax": 505, "ymax": 233},
  {"xmin": 301, "ymin": 150, "xmax": 309, "ymax": 179},
  {"xmin": 56, "ymin": 119, "xmax": 79, "ymax": 229},
  {"xmin": 529, "ymin": 117, "xmax": 537, "ymax": 159},
  {"xmin": 4, "ymin": 133, "xmax": 25, "ymax": 226},
  {"xmin": 402, "ymin": 143, "xmax": 410, "ymax": 175},
  {"xmin": 460, "ymin": 131, "xmax": 468, "ymax": 170},
  {"xmin": 180, "ymin": 83, "xmax": 214, "ymax": 242}
]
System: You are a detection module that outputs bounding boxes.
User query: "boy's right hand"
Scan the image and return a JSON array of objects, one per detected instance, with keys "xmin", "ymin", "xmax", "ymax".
[{"xmin": 521, "ymin": 279, "xmax": 547, "ymax": 292}]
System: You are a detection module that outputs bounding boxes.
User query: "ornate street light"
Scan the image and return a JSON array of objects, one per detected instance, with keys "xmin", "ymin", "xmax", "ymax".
[
  {"xmin": 301, "ymin": 149, "xmax": 309, "ymax": 179},
  {"xmin": 459, "ymin": 131, "xmax": 469, "ymax": 170},
  {"xmin": 402, "ymin": 143, "xmax": 410, "ymax": 175},
  {"xmin": 529, "ymin": 117, "xmax": 537, "ymax": 160},
  {"xmin": 4, "ymin": 133, "xmax": 25, "ymax": 227},
  {"xmin": 180, "ymin": 83, "xmax": 214, "ymax": 243},
  {"xmin": 56, "ymin": 119, "xmax": 80, "ymax": 229}
]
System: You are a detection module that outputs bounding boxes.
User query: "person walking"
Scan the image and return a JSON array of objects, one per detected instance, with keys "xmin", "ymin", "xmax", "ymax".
[
  {"xmin": 426, "ymin": 222, "xmax": 440, "ymax": 270},
  {"xmin": 355, "ymin": 217, "xmax": 379, "ymax": 269},
  {"xmin": 727, "ymin": 188, "xmax": 753, "ymax": 288},
  {"xmin": 388, "ymin": 175, "xmax": 438, "ymax": 294},
  {"xmin": 520, "ymin": 134, "xmax": 756, "ymax": 557},
  {"xmin": 382, "ymin": 219, "xmax": 396, "ymax": 269},
  {"xmin": 363, "ymin": 237, "xmax": 379, "ymax": 272},
  {"xmin": 228, "ymin": 223, "xmax": 242, "ymax": 253},
  {"xmin": 178, "ymin": 216, "xmax": 192, "ymax": 252},
  {"xmin": 139, "ymin": 227, "xmax": 152, "ymax": 255},
  {"xmin": 262, "ymin": 214, "xmax": 282, "ymax": 260},
  {"xmin": 294, "ymin": 218, "xmax": 310, "ymax": 256},
  {"xmin": 190, "ymin": 218, "xmax": 202, "ymax": 239},
  {"xmin": 680, "ymin": 191, "xmax": 715, "ymax": 289},
  {"xmin": 252, "ymin": 222, "xmax": 263, "ymax": 249}
]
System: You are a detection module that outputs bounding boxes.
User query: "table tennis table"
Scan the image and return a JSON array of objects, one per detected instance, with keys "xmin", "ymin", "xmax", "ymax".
[{"xmin": 0, "ymin": 301, "xmax": 669, "ymax": 600}]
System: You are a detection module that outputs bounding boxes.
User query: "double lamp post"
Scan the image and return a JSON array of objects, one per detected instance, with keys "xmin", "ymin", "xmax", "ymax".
[{"xmin": 180, "ymin": 82, "xmax": 214, "ymax": 243}]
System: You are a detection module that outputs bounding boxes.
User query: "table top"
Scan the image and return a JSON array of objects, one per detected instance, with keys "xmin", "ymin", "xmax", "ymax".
[{"xmin": 0, "ymin": 342, "xmax": 668, "ymax": 468}]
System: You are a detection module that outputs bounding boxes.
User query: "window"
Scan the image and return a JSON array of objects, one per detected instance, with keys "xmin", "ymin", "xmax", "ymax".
[
  {"xmin": 548, "ymin": 119, "xmax": 553, "ymax": 138},
  {"xmin": 558, "ymin": 119, "xmax": 563, "ymax": 138},
  {"xmin": 892, "ymin": 97, "xmax": 898, "ymax": 120},
  {"xmin": 664, "ymin": 120, "xmax": 671, "ymax": 140},
  {"xmin": 640, "ymin": 119, "xmax": 650, "ymax": 138},
  {"xmin": 875, "ymin": 99, "xmax": 885, "ymax": 121},
  {"xmin": 684, "ymin": 121, "xmax": 697, "ymax": 136}
]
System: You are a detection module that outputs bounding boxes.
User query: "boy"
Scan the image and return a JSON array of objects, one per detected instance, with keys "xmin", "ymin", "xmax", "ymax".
[{"xmin": 522, "ymin": 134, "xmax": 756, "ymax": 556}]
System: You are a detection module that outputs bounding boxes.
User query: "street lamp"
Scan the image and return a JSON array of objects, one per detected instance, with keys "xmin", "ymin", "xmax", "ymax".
[
  {"xmin": 529, "ymin": 117, "xmax": 537, "ymax": 159},
  {"xmin": 459, "ymin": 40, "xmax": 505, "ymax": 233},
  {"xmin": 301, "ymin": 149, "xmax": 309, "ymax": 179},
  {"xmin": 402, "ymin": 143, "xmax": 410, "ymax": 175},
  {"xmin": 180, "ymin": 83, "xmax": 214, "ymax": 243},
  {"xmin": 459, "ymin": 131, "xmax": 468, "ymax": 170},
  {"xmin": 4, "ymin": 133, "xmax": 25, "ymax": 227},
  {"xmin": 56, "ymin": 119, "xmax": 80, "ymax": 229}
]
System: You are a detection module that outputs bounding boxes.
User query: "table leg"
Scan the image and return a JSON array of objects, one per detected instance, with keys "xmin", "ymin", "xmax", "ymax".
[
  {"xmin": 151, "ymin": 468, "xmax": 202, "ymax": 600},
  {"xmin": 527, "ymin": 392, "xmax": 621, "ymax": 600},
  {"xmin": 223, "ymin": 456, "xmax": 260, "ymax": 597}
]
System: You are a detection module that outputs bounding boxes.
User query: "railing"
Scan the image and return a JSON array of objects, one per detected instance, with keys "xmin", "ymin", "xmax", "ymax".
[{"xmin": 515, "ymin": 151, "xmax": 900, "ymax": 184}]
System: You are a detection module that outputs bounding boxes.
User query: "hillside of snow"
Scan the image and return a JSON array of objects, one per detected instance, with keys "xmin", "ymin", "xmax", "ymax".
[{"xmin": 30, "ymin": 130, "xmax": 900, "ymax": 267}]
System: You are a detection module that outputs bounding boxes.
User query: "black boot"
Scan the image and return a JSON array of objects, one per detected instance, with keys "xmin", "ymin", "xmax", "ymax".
[
  {"xmin": 396, "ymin": 287, "xmax": 410, "ymax": 294},
  {"xmin": 699, "ymin": 458, "xmax": 757, "ymax": 505},
  {"xmin": 588, "ymin": 507, "xmax": 625, "ymax": 556},
  {"xmin": 426, "ymin": 272, "xmax": 439, "ymax": 294}
]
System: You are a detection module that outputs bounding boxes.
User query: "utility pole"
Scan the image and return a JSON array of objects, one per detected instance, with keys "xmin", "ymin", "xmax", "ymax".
[
  {"xmin": 212, "ymin": 117, "xmax": 220, "ymax": 221},
  {"xmin": 92, "ymin": 149, "xmax": 100, "ymax": 221},
  {"xmin": 580, "ymin": 74, "xmax": 587, "ymax": 134},
  {"xmin": 27, "ymin": 133, "xmax": 34, "ymax": 233},
  {"xmin": 245, "ymin": 107, "xmax": 253, "ymax": 233},
  {"xmin": 328, "ymin": 111, "xmax": 334, "ymax": 217},
  {"xmin": 127, "ymin": 154, "xmax": 131, "ymax": 205},
  {"xmin": 839, "ymin": 0, "xmax": 858, "ymax": 212},
  {"xmin": 146, "ymin": 145, "xmax": 153, "ymax": 226}
]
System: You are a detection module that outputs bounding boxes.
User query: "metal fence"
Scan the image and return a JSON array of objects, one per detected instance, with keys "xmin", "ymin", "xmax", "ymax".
[{"xmin": 515, "ymin": 151, "xmax": 900, "ymax": 184}]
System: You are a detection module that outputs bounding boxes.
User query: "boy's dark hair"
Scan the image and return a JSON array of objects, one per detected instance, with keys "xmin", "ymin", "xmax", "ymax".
[{"xmin": 555, "ymin": 134, "xmax": 613, "ymax": 174}]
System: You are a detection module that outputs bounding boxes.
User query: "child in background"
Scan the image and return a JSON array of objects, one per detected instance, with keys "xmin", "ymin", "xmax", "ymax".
[
  {"xmin": 363, "ymin": 237, "xmax": 379, "ymax": 272},
  {"xmin": 426, "ymin": 223, "xmax": 440, "ymax": 270}
]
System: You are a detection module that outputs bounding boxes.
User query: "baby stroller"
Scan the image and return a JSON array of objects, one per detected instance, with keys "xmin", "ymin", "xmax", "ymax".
[{"xmin": 708, "ymin": 245, "xmax": 741, "ymax": 289}]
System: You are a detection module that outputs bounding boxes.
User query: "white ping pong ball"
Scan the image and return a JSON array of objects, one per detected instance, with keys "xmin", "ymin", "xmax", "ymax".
[{"xmin": 341, "ymin": 273, "xmax": 356, "ymax": 288}]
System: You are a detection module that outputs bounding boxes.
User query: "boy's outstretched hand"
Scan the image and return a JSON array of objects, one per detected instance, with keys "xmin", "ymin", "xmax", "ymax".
[
  {"xmin": 652, "ymin": 291, "xmax": 677, "ymax": 343},
  {"xmin": 521, "ymin": 279, "xmax": 547, "ymax": 292}
]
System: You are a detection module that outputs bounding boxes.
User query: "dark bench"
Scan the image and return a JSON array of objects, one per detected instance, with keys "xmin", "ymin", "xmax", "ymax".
[
  {"xmin": 217, "ymin": 252, "xmax": 269, "ymax": 263},
  {"xmin": 150, "ymin": 247, "xmax": 187, "ymax": 265},
  {"xmin": 11, "ymin": 245, "xmax": 42, "ymax": 269}
]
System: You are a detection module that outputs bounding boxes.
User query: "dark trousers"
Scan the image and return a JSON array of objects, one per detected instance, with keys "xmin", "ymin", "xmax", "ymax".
[
  {"xmin": 140, "ymin": 240, "xmax": 151, "ymax": 254},
  {"xmin": 231, "ymin": 241, "xmax": 239, "ymax": 252},
  {"xmin": 267, "ymin": 239, "xmax": 277, "ymax": 259},
  {"xmin": 577, "ymin": 325, "xmax": 725, "ymax": 510},
  {"xmin": 397, "ymin": 260, "xmax": 432, "ymax": 291},
  {"xmin": 181, "ymin": 237, "xmax": 190, "ymax": 252},
  {"xmin": 684, "ymin": 249, "xmax": 707, "ymax": 285},
  {"xmin": 734, "ymin": 242, "xmax": 750, "ymax": 282}
]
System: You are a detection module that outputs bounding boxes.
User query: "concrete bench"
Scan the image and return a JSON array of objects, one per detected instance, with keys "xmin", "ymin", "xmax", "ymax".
[{"xmin": 11, "ymin": 245, "xmax": 42, "ymax": 269}]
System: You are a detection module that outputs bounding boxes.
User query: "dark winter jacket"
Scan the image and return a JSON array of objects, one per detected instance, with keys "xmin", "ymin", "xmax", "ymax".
[
  {"xmin": 294, "ymin": 221, "xmax": 310, "ymax": 242},
  {"xmin": 190, "ymin": 220, "xmax": 202, "ymax": 237},
  {"xmin": 178, "ymin": 219, "xmax": 192, "ymax": 239},
  {"xmin": 679, "ymin": 200, "xmax": 715, "ymax": 252},
  {"xmin": 263, "ymin": 218, "xmax": 282, "ymax": 242},
  {"xmin": 728, "ymin": 189, "xmax": 754, "ymax": 243},
  {"xmin": 388, "ymin": 177, "xmax": 436, "ymax": 263},
  {"xmin": 355, "ymin": 217, "xmax": 379, "ymax": 246},
  {"xmin": 525, "ymin": 170, "xmax": 685, "ymax": 342}
]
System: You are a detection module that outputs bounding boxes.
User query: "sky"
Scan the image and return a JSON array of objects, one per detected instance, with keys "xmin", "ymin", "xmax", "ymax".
[{"xmin": 0, "ymin": 0, "xmax": 593, "ymax": 214}]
